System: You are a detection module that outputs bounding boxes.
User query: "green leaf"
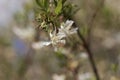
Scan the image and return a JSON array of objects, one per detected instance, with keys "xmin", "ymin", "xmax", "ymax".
[
  {"xmin": 36, "ymin": 0, "xmax": 43, "ymax": 7},
  {"xmin": 41, "ymin": 0, "xmax": 48, "ymax": 9},
  {"xmin": 63, "ymin": 4, "xmax": 72, "ymax": 18},
  {"xmin": 44, "ymin": 0, "xmax": 49, "ymax": 10},
  {"xmin": 36, "ymin": 0, "xmax": 49, "ymax": 12},
  {"xmin": 55, "ymin": 0, "xmax": 63, "ymax": 15}
]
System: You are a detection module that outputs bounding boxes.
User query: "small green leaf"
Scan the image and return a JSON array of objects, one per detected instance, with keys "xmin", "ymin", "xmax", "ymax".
[
  {"xmin": 63, "ymin": 4, "xmax": 72, "ymax": 18},
  {"xmin": 36, "ymin": 0, "xmax": 49, "ymax": 12},
  {"xmin": 55, "ymin": 0, "xmax": 63, "ymax": 15},
  {"xmin": 44, "ymin": 0, "xmax": 49, "ymax": 10},
  {"xmin": 36, "ymin": 0, "xmax": 43, "ymax": 7},
  {"xmin": 41, "ymin": 0, "xmax": 45, "ymax": 6},
  {"xmin": 41, "ymin": 0, "xmax": 49, "ymax": 9}
]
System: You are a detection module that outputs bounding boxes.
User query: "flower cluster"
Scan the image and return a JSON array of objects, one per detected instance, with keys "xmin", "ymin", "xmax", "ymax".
[
  {"xmin": 32, "ymin": 20, "xmax": 78, "ymax": 51},
  {"xmin": 27, "ymin": 0, "xmax": 79, "ymax": 51}
]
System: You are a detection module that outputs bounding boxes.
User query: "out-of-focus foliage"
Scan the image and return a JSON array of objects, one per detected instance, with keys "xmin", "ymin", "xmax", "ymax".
[{"xmin": 0, "ymin": 0, "xmax": 120, "ymax": 80}]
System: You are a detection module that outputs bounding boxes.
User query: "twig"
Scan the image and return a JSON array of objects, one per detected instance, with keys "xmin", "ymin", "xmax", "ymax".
[
  {"xmin": 87, "ymin": 0, "xmax": 105, "ymax": 46},
  {"xmin": 77, "ymin": 29, "xmax": 100, "ymax": 80},
  {"xmin": 76, "ymin": 1, "xmax": 105, "ymax": 79}
]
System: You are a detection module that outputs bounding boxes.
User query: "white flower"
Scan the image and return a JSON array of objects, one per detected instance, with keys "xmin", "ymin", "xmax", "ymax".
[
  {"xmin": 49, "ymin": 20, "xmax": 78, "ymax": 48},
  {"xmin": 32, "ymin": 30, "xmax": 66, "ymax": 50},
  {"xmin": 32, "ymin": 41, "xmax": 51, "ymax": 50},
  {"xmin": 58, "ymin": 20, "xmax": 78, "ymax": 36},
  {"xmin": 32, "ymin": 20, "xmax": 78, "ymax": 50},
  {"xmin": 49, "ymin": 31, "xmax": 66, "ymax": 46}
]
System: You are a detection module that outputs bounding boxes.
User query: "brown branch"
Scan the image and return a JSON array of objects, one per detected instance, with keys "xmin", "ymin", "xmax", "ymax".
[
  {"xmin": 76, "ymin": 1, "xmax": 105, "ymax": 79},
  {"xmin": 87, "ymin": 0, "xmax": 105, "ymax": 46},
  {"xmin": 77, "ymin": 29, "xmax": 100, "ymax": 80}
]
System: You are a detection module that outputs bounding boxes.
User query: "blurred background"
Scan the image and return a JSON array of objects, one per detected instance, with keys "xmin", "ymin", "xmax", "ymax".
[{"xmin": 0, "ymin": 0, "xmax": 120, "ymax": 80}]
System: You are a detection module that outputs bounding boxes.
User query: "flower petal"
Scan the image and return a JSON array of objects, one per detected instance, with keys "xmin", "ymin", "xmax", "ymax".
[
  {"xmin": 69, "ymin": 28, "xmax": 78, "ymax": 34},
  {"xmin": 65, "ymin": 20, "xmax": 74, "ymax": 30},
  {"xmin": 32, "ymin": 41, "xmax": 51, "ymax": 50}
]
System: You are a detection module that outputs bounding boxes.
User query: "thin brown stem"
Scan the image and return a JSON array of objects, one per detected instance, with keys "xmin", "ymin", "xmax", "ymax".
[
  {"xmin": 77, "ymin": 29, "xmax": 100, "ymax": 80},
  {"xmin": 87, "ymin": 0, "xmax": 105, "ymax": 46}
]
